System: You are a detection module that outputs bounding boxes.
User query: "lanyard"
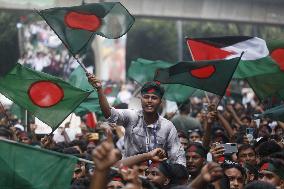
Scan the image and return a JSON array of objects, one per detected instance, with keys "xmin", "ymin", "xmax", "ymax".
[{"xmin": 143, "ymin": 120, "xmax": 158, "ymax": 152}]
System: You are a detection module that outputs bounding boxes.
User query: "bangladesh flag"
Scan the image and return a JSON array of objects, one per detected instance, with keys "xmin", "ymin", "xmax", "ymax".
[
  {"xmin": 0, "ymin": 139, "xmax": 77, "ymax": 189},
  {"xmin": 255, "ymin": 104, "xmax": 284, "ymax": 122},
  {"xmin": 186, "ymin": 36, "xmax": 279, "ymax": 78},
  {"xmin": 154, "ymin": 57, "xmax": 241, "ymax": 96},
  {"xmin": 68, "ymin": 66, "xmax": 101, "ymax": 116},
  {"xmin": 0, "ymin": 63, "xmax": 91, "ymax": 130},
  {"xmin": 128, "ymin": 58, "xmax": 196, "ymax": 102},
  {"xmin": 267, "ymin": 40, "xmax": 284, "ymax": 71},
  {"xmin": 246, "ymin": 71, "xmax": 284, "ymax": 100},
  {"xmin": 39, "ymin": 2, "xmax": 135, "ymax": 55}
]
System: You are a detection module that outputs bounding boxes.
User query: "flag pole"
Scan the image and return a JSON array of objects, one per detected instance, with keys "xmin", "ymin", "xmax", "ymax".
[
  {"xmin": 37, "ymin": 9, "xmax": 90, "ymax": 74},
  {"xmin": 73, "ymin": 54, "xmax": 89, "ymax": 73}
]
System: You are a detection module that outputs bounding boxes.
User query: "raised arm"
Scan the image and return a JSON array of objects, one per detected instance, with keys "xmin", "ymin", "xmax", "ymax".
[
  {"xmin": 217, "ymin": 112, "xmax": 235, "ymax": 140},
  {"xmin": 87, "ymin": 73, "xmax": 111, "ymax": 119},
  {"xmin": 90, "ymin": 131, "xmax": 122, "ymax": 189},
  {"xmin": 203, "ymin": 106, "xmax": 217, "ymax": 147},
  {"xmin": 114, "ymin": 148, "xmax": 167, "ymax": 167}
]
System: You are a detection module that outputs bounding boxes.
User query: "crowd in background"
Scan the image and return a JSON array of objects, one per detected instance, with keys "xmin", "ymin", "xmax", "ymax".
[
  {"xmin": 1, "ymin": 85, "xmax": 284, "ymax": 189},
  {"xmin": 18, "ymin": 21, "xmax": 79, "ymax": 78}
]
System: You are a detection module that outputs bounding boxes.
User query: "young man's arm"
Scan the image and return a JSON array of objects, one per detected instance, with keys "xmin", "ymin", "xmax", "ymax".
[
  {"xmin": 87, "ymin": 73, "xmax": 111, "ymax": 119},
  {"xmin": 114, "ymin": 148, "xmax": 167, "ymax": 167}
]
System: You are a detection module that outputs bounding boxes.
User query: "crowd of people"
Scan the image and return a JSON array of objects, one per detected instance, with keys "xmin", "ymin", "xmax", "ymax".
[
  {"xmin": 1, "ymin": 73, "xmax": 284, "ymax": 189},
  {"xmin": 18, "ymin": 21, "xmax": 79, "ymax": 78}
]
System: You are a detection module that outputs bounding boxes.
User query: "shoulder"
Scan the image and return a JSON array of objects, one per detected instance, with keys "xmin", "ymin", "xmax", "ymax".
[{"xmin": 159, "ymin": 116, "xmax": 176, "ymax": 129}]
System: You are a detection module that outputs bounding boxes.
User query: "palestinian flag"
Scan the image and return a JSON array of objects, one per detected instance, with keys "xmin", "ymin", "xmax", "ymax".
[
  {"xmin": 128, "ymin": 58, "xmax": 196, "ymax": 102},
  {"xmin": 154, "ymin": 57, "xmax": 241, "ymax": 96},
  {"xmin": 186, "ymin": 36, "xmax": 280, "ymax": 78},
  {"xmin": 0, "ymin": 139, "xmax": 77, "ymax": 189},
  {"xmin": 0, "ymin": 63, "xmax": 91, "ymax": 130},
  {"xmin": 39, "ymin": 2, "xmax": 135, "ymax": 55},
  {"xmin": 267, "ymin": 40, "xmax": 284, "ymax": 71}
]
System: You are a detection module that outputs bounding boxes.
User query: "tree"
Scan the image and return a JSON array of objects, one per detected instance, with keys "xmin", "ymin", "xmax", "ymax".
[
  {"xmin": 126, "ymin": 18, "xmax": 178, "ymax": 69},
  {"xmin": 0, "ymin": 12, "xmax": 20, "ymax": 68}
]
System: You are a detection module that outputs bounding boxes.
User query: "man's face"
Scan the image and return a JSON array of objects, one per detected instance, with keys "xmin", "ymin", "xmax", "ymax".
[
  {"xmin": 107, "ymin": 180, "xmax": 125, "ymax": 189},
  {"xmin": 186, "ymin": 151, "xmax": 205, "ymax": 176},
  {"xmin": 238, "ymin": 148, "xmax": 256, "ymax": 165},
  {"xmin": 179, "ymin": 137, "xmax": 189, "ymax": 150},
  {"xmin": 224, "ymin": 168, "xmax": 245, "ymax": 189},
  {"xmin": 141, "ymin": 94, "xmax": 161, "ymax": 114},
  {"xmin": 146, "ymin": 167, "xmax": 169, "ymax": 187},
  {"xmin": 189, "ymin": 132, "xmax": 201, "ymax": 142},
  {"xmin": 20, "ymin": 136, "xmax": 31, "ymax": 145},
  {"xmin": 258, "ymin": 170, "xmax": 282, "ymax": 187}
]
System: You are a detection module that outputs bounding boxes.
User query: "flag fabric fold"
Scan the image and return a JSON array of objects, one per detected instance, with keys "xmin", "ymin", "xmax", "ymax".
[
  {"xmin": 186, "ymin": 36, "xmax": 280, "ymax": 78},
  {"xmin": 255, "ymin": 104, "xmax": 284, "ymax": 122},
  {"xmin": 154, "ymin": 58, "xmax": 241, "ymax": 96},
  {"xmin": 128, "ymin": 58, "xmax": 196, "ymax": 102},
  {"xmin": 39, "ymin": 2, "xmax": 135, "ymax": 55},
  {"xmin": 0, "ymin": 63, "xmax": 91, "ymax": 130},
  {"xmin": 267, "ymin": 40, "xmax": 284, "ymax": 71},
  {"xmin": 0, "ymin": 139, "xmax": 77, "ymax": 189}
]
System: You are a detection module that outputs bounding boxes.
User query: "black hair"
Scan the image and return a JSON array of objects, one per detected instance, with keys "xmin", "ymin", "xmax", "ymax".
[
  {"xmin": 0, "ymin": 126, "xmax": 12, "ymax": 138},
  {"xmin": 256, "ymin": 140, "xmax": 282, "ymax": 159},
  {"xmin": 222, "ymin": 161, "xmax": 247, "ymax": 180},
  {"xmin": 177, "ymin": 99, "xmax": 191, "ymax": 113},
  {"xmin": 106, "ymin": 170, "xmax": 126, "ymax": 185},
  {"xmin": 187, "ymin": 142, "xmax": 208, "ymax": 158},
  {"xmin": 62, "ymin": 147, "xmax": 81, "ymax": 155},
  {"xmin": 237, "ymin": 144, "xmax": 256, "ymax": 157},
  {"xmin": 141, "ymin": 81, "xmax": 165, "ymax": 98},
  {"xmin": 244, "ymin": 181, "xmax": 276, "ymax": 189},
  {"xmin": 169, "ymin": 164, "xmax": 189, "ymax": 185}
]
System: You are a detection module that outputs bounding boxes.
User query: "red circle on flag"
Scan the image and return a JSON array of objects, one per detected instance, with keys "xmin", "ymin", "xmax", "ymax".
[
  {"xmin": 104, "ymin": 87, "xmax": 113, "ymax": 95},
  {"xmin": 271, "ymin": 48, "xmax": 284, "ymax": 71},
  {"xmin": 28, "ymin": 81, "xmax": 64, "ymax": 108},
  {"xmin": 190, "ymin": 65, "xmax": 216, "ymax": 79},
  {"xmin": 64, "ymin": 11, "xmax": 101, "ymax": 31}
]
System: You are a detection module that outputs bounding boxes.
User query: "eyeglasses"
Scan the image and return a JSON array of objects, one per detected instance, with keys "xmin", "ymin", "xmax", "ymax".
[{"xmin": 188, "ymin": 129, "xmax": 200, "ymax": 133}]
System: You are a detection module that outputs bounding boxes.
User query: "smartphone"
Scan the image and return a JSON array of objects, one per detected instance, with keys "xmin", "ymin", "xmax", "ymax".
[
  {"xmin": 203, "ymin": 103, "xmax": 208, "ymax": 112},
  {"xmin": 88, "ymin": 133, "xmax": 99, "ymax": 141},
  {"xmin": 246, "ymin": 128, "xmax": 255, "ymax": 135},
  {"xmin": 219, "ymin": 143, "xmax": 238, "ymax": 154}
]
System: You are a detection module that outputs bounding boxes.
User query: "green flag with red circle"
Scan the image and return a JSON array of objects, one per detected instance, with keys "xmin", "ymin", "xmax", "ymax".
[
  {"xmin": 0, "ymin": 63, "xmax": 91, "ymax": 130},
  {"xmin": 267, "ymin": 40, "xmax": 284, "ymax": 71},
  {"xmin": 154, "ymin": 57, "xmax": 241, "ymax": 96},
  {"xmin": 38, "ymin": 2, "xmax": 135, "ymax": 55}
]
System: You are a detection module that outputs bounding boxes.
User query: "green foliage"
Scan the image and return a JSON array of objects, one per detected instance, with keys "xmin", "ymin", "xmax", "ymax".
[
  {"xmin": 0, "ymin": 12, "xmax": 19, "ymax": 67},
  {"xmin": 126, "ymin": 18, "xmax": 178, "ymax": 69}
]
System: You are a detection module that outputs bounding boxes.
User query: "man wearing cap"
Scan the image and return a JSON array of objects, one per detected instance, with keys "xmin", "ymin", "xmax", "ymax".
[
  {"xmin": 258, "ymin": 159, "xmax": 284, "ymax": 188},
  {"xmin": 88, "ymin": 74, "xmax": 186, "ymax": 166},
  {"xmin": 186, "ymin": 142, "xmax": 207, "ymax": 181}
]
